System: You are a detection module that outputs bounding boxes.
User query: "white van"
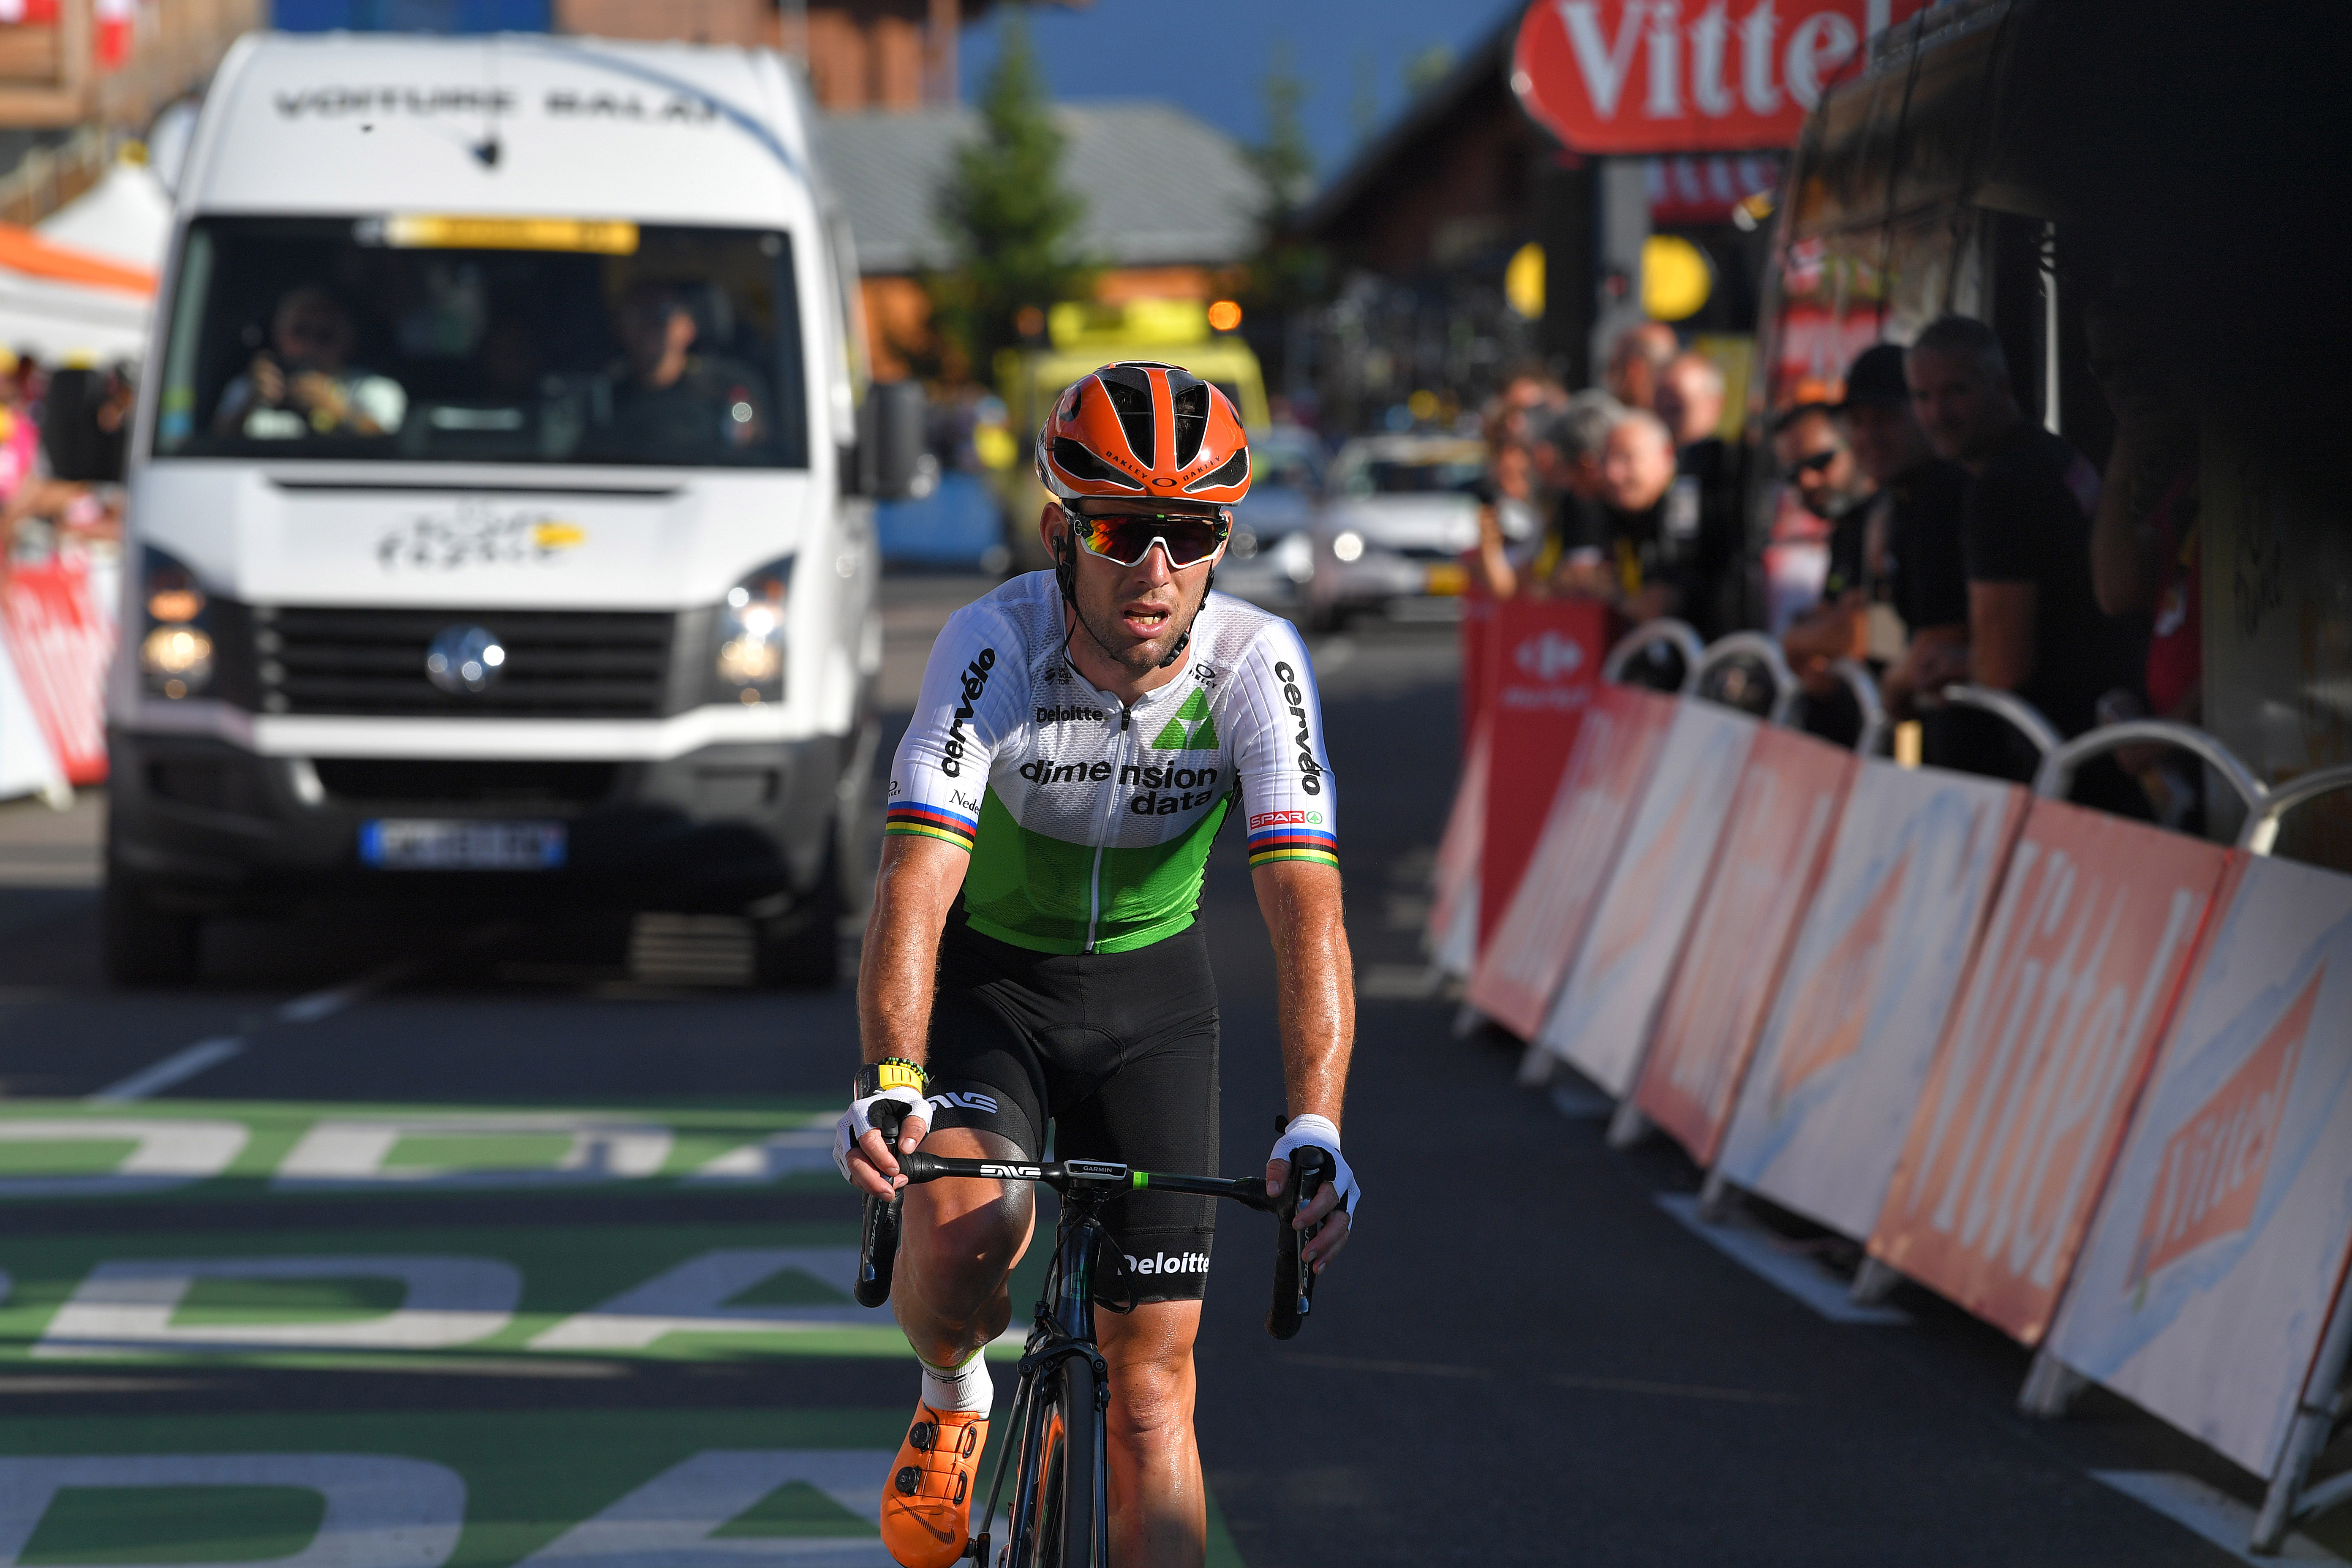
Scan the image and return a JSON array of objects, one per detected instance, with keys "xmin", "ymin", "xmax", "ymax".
[{"xmin": 106, "ymin": 33, "xmax": 914, "ymax": 986}]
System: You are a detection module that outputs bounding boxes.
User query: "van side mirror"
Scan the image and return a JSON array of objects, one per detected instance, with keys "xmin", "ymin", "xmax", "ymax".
[{"xmin": 858, "ymin": 380, "xmax": 935, "ymax": 501}]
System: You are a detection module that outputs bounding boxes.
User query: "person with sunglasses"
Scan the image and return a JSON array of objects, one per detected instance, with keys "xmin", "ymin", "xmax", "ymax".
[
  {"xmin": 837, "ymin": 362, "xmax": 1358, "ymax": 1568},
  {"xmin": 212, "ymin": 285, "xmax": 406, "ymax": 440}
]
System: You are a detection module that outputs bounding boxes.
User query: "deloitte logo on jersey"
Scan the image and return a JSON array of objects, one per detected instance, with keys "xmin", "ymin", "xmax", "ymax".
[
  {"xmin": 1037, "ymin": 704, "xmax": 1106, "ymax": 724},
  {"xmin": 1151, "ymin": 689, "xmax": 1220, "ymax": 750},
  {"xmin": 1127, "ymin": 1249, "xmax": 1210, "ymax": 1278}
]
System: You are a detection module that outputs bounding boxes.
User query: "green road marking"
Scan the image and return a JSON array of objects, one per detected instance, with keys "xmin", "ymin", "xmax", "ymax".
[
  {"xmin": 709, "ymin": 1481, "xmax": 877, "ymax": 1539},
  {"xmin": 21, "ymin": 1485, "xmax": 324, "ymax": 1565},
  {"xmin": 0, "ymin": 1140, "xmax": 139, "ymax": 1179},
  {"xmin": 0, "ymin": 1223, "xmax": 1052, "ymax": 1369},
  {"xmin": 0, "ymin": 1410, "xmax": 1248, "ymax": 1568},
  {"xmin": 0, "ymin": 1100, "xmax": 841, "ymax": 1202}
]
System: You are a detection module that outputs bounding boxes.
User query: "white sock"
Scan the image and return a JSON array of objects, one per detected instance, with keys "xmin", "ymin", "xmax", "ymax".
[{"xmin": 918, "ymin": 1348, "xmax": 994, "ymax": 1414}]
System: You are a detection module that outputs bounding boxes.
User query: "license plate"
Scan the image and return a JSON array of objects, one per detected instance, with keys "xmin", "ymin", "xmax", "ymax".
[{"xmin": 359, "ymin": 819, "xmax": 567, "ymax": 871}]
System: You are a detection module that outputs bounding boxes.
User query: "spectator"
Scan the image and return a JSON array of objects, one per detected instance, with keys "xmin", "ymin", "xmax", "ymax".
[
  {"xmin": 1604, "ymin": 322, "xmax": 1679, "ymax": 413},
  {"xmin": 1469, "ymin": 435, "xmax": 1544, "ymax": 599},
  {"xmin": 1654, "ymin": 351, "xmax": 1744, "ymax": 637},
  {"xmin": 1567, "ymin": 408, "xmax": 1682, "ymax": 622},
  {"xmin": 215, "ymin": 285, "xmax": 406, "ymax": 439},
  {"xmin": 1905, "ymin": 315, "xmax": 2142, "ymax": 796}
]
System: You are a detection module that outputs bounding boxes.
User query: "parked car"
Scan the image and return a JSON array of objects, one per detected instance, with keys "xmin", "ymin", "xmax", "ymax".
[
  {"xmin": 1211, "ymin": 425, "xmax": 1326, "ymax": 614},
  {"xmin": 1307, "ymin": 436, "xmax": 1485, "ymax": 628}
]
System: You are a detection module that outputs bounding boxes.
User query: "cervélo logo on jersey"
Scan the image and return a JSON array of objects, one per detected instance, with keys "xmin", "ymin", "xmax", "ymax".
[
  {"xmin": 940, "ymin": 647, "xmax": 995, "ymax": 777},
  {"xmin": 1273, "ymin": 660, "xmax": 1324, "ymax": 796}
]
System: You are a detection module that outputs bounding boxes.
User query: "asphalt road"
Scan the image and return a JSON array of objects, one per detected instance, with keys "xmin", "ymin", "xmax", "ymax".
[{"xmin": 0, "ymin": 572, "xmax": 2336, "ymax": 1567}]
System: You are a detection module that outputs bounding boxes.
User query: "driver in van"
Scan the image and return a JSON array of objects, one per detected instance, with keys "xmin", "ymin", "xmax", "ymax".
[
  {"xmin": 590, "ymin": 279, "xmax": 770, "ymax": 461},
  {"xmin": 213, "ymin": 285, "xmax": 407, "ymax": 439}
]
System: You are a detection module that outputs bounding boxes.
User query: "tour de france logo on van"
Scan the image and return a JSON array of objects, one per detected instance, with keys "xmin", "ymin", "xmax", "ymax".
[{"xmin": 378, "ymin": 502, "xmax": 586, "ymax": 572}]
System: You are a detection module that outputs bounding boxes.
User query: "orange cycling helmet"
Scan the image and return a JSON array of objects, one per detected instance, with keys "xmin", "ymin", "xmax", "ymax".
[{"xmin": 1034, "ymin": 361, "xmax": 1252, "ymax": 506}]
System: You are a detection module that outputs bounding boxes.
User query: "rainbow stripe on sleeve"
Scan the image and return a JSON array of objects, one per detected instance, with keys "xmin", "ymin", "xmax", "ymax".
[
  {"xmin": 1246, "ymin": 821, "xmax": 1338, "ymax": 869},
  {"xmin": 885, "ymin": 800, "xmax": 978, "ymax": 853}
]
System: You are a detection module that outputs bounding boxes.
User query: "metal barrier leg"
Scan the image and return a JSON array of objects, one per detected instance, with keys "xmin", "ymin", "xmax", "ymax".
[
  {"xmin": 2017, "ymin": 1345, "xmax": 2089, "ymax": 1418},
  {"xmin": 1696, "ymin": 1169, "xmax": 1737, "ymax": 1223},
  {"xmin": 1851, "ymin": 1258, "xmax": 1904, "ymax": 1307},
  {"xmin": 1605, "ymin": 1100, "xmax": 1649, "ymax": 1150},
  {"xmin": 1450, "ymin": 1002, "xmax": 1484, "ymax": 1041},
  {"xmin": 2254, "ymin": 1282, "xmax": 2352, "ymax": 1552},
  {"xmin": 1515, "ymin": 1038, "xmax": 1556, "ymax": 1088}
]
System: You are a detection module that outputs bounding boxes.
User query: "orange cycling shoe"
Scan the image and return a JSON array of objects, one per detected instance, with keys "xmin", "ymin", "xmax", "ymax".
[{"xmin": 880, "ymin": 1403, "xmax": 989, "ymax": 1568}]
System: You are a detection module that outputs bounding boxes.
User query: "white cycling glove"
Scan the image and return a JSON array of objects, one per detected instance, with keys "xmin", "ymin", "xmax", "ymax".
[
  {"xmin": 833, "ymin": 1086, "xmax": 933, "ymax": 1184},
  {"xmin": 1268, "ymin": 1113, "xmax": 1358, "ymax": 1222}
]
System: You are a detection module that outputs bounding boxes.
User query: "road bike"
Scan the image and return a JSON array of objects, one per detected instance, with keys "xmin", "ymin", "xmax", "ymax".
[{"xmin": 855, "ymin": 1106, "xmax": 1331, "ymax": 1568}]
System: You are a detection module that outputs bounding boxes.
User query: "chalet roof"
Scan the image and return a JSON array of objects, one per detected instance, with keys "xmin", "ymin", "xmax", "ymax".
[{"xmin": 818, "ymin": 101, "xmax": 1261, "ymax": 275}]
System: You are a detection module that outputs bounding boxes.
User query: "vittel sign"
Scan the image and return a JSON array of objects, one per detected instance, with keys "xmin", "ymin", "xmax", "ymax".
[{"xmin": 1512, "ymin": 0, "xmax": 1926, "ymax": 154}]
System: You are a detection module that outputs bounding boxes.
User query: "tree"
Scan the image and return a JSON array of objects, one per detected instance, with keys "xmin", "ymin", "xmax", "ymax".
[
  {"xmin": 926, "ymin": 8, "xmax": 1092, "ymax": 384},
  {"xmin": 1241, "ymin": 42, "xmax": 1331, "ymax": 397}
]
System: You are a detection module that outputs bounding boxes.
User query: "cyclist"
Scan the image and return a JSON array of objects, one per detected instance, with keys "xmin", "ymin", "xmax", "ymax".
[{"xmin": 836, "ymin": 362, "xmax": 1358, "ymax": 1568}]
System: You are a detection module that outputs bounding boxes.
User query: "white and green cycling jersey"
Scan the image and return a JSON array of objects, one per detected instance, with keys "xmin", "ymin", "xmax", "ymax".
[{"xmin": 885, "ymin": 572, "xmax": 1339, "ymax": 955}]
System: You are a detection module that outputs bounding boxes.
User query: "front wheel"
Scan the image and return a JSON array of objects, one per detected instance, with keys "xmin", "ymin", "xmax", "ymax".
[{"xmin": 1025, "ymin": 1359, "xmax": 1100, "ymax": 1568}]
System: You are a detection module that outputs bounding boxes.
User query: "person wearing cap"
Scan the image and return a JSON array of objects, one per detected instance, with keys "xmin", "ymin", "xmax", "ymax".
[{"xmin": 1782, "ymin": 343, "xmax": 1973, "ymax": 733}]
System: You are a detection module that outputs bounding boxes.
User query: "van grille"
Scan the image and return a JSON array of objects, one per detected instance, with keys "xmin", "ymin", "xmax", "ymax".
[
  {"xmin": 256, "ymin": 608, "xmax": 678, "ymax": 718},
  {"xmin": 312, "ymin": 759, "xmax": 621, "ymax": 808}
]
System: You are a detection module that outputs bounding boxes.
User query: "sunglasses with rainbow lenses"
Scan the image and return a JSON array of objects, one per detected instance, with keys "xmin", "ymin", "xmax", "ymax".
[{"xmin": 1067, "ymin": 509, "xmax": 1233, "ymax": 569}]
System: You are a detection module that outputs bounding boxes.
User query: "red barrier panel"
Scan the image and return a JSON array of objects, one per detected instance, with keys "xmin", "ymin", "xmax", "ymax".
[
  {"xmin": 1467, "ymin": 683, "xmax": 1679, "ymax": 1039},
  {"xmin": 1478, "ymin": 598, "xmax": 1608, "ymax": 950},
  {"xmin": 1712, "ymin": 762, "xmax": 2030, "ymax": 1240},
  {"xmin": 1538, "ymin": 699, "xmax": 1759, "ymax": 1096},
  {"xmin": 2, "ymin": 555, "xmax": 111, "ymax": 785},
  {"xmin": 1635, "ymin": 726, "xmax": 1857, "ymax": 1167},
  {"xmin": 1426, "ymin": 716, "xmax": 1492, "ymax": 979},
  {"xmin": 2044, "ymin": 851, "xmax": 2352, "ymax": 1481},
  {"xmin": 1459, "ymin": 567, "xmax": 1496, "ymax": 750},
  {"xmin": 1869, "ymin": 800, "xmax": 2234, "ymax": 1345}
]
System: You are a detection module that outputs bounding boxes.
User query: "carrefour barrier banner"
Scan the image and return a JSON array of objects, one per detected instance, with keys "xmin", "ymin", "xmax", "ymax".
[
  {"xmin": 1, "ymin": 554, "xmax": 111, "ymax": 785},
  {"xmin": 1427, "ymin": 717, "xmax": 1491, "ymax": 978},
  {"xmin": 1538, "ymin": 700, "xmax": 1758, "ymax": 1096},
  {"xmin": 1714, "ymin": 762, "xmax": 2028, "ymax": 1239},
  {"xmin": 1467, "ymin": 684, "xmax": 1678, "ymax": 1039},
  {"xmin": 1479, "ymin": 599, "xmax": 1609, "ymax": 947},
  {"xmin": 1635, "ymin": 725, "xmax": 1856, "ymax": 1167},
  {"xmin": 2044, "ymin": 854, "xmax": 2352, "ymax": 1479},
  {"xmin": 1869, "ymin": 802, "xmax": 2233, "ymax": 1345}
]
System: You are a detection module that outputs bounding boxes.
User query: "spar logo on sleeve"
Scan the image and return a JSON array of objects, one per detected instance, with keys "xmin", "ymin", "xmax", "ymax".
[{"xmin": 1247, "ymin": 809, "xmax": 1324, "ymax": 830}]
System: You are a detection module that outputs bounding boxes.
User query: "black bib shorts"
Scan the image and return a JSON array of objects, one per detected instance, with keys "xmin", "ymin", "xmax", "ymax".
[{"xmin": 922, "ymin": 914, "xmax": 1221, "ymax": 1306}]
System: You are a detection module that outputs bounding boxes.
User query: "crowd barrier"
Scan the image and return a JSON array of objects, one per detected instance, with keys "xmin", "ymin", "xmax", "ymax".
[
  {"xmin": 1430, "ymin": 618, "xmax": 2352, "ymax": 1551},
  {"xmin": 1, "ymin": 550, "xmax": 113, "ymax": 791}
]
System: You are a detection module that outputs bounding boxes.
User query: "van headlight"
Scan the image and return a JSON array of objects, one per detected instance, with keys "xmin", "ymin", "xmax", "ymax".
[
  {"xmin": 712, "ymin": 556, "xmax": 792, "ymax": 706},
  {"xmin": 139, "ymin": 547, "xmax": 214, "ymax": 700}
]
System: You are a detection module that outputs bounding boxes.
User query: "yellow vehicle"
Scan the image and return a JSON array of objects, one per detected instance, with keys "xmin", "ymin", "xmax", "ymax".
[{"xmin": 986, "ymin": 300, "xmax": 1270, "ymax": 567}]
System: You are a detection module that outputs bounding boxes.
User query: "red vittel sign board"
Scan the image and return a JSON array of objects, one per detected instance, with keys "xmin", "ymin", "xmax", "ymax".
[
  {"xmin": 1869, "ymin": 800, "xmax": 2234, "ymax": 1346},
  {"xmin": 1513, "ymin": 0, "xmax": 1929, "ymax": 154},
  {"xmin": 1468, "ymin": 682, "xmax": 1679, "ymax": 1040},
  {"xmin": 1636, "ymin": 724, "xmax": 1855, "ymax": 1167}
]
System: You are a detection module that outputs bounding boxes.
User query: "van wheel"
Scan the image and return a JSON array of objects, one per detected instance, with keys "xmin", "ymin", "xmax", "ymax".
[
  {"xmin": 103, "ymin": 871, "xmax": 202, "ymax": 987},
  {"xmin": 755, "ymin": 843, "xmax": 842, "ymax": 991}
]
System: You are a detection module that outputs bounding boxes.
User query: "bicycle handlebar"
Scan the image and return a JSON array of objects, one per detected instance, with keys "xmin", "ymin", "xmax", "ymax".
[{"xmin": 849, "ymin": 1100, "xmax": 1331, "ymax": 1337}]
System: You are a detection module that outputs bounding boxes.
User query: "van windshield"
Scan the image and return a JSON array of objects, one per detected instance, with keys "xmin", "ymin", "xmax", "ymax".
[{"xmin": 152, "ymin": 217, "xmax": 808, "ymax": 468}]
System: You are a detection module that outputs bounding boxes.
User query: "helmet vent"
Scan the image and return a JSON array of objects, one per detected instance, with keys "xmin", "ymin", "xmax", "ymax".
[
  {"xmin": 1094, "ymin": 366, "xmax": 1158, "ymax": 464},
  {"xmin": 1184, "ymin": 446, "xmax": 1249, "ymax": 493},
  {"xmin": 1052, "ymin": 436, "xmax": 1143, "ymax": 490},
  {"xmin": 1170, "ymin": 376, "xmax": 1210, "ymax": 468}
]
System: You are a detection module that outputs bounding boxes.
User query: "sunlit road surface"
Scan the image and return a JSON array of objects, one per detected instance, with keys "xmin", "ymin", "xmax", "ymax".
[{"xmin": 0, "ymin": 572, "xmax": 2327, "ymax": 1567}]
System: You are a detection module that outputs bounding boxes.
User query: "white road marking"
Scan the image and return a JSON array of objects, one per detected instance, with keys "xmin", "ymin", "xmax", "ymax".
[
  {"xmin": 86, "ymin": 1037, "xmax": 244, "ymax": 1104},
  {"xmin": 2092, "ymin": 1471, "xmax": 2343, "ymax": 1563},
  {"xmin": 515, "ymin": 1448, "xmax": 894, "ymax": 1565},
  {"xmin": 278, "ymin": 959, "xmax": 414, "ymax": 1023},
  {"xmin": 1654, "ymin": 1194, "xmax": 1911, "ymax": 1325},
  {"xmin": 272, "ymin": 1115, "xmax": 672, "ymax": 1191},
  {"xmin": 1356, "ymin": 963, "xmax": 1443, "ymax": 1000},
  {"xmin": 0, "ymin": 1118, "xmax": 249, "ymax": 1199},
  {"xmin": 37, "ymin": 1254, "xmax": 521, "ymax": 1357}
]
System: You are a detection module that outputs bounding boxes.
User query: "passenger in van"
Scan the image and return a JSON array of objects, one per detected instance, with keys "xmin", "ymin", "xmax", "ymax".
[
  {"xmin": 586, "ymin": 280, "xmax": 770, "ymax": 462},
  {"xmin": 214, "ymin": 285, "xmax": 407, "ymax": 439}
]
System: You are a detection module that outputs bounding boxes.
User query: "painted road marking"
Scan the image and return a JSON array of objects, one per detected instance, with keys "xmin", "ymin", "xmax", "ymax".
[
  {"xmin": 272, "ymin": 1117, "xmax": 675, "ymax": 1191},
  {"xmin": 1655, "ymin": 1194, "xmax": 1911, "ymax": 1325},
  {"xmin": 2092, "ymin": 1471, "xmax": 2343, "ymax": 1564},
  {"xmin": 36, "ymin": 1255, "xmax": 523, "ymax": 1358},
  {"xmin": 278, "ymin": 960, "xmax": 418, "ymax": 1024},
  {"xmin": 529, "ymin": 1249, "xmax": 876, "ymax": 1352},
  {"xmin": 86, "ymin": 1039, "xmax": 247, "ymax": 1105},
  {"xmin": 0, "ymin": 1119, "xmax": 249, "ymax": 1200},
  {"xmin": 686, "ymin": 1122, "xmax": 839, "ymax": 1184},
  {"xmin": 0, "ymin": 1453, "xmax": 466, "ymax": 1568},
  {"xmin": 514, "ymin": 1449, "xmax": 891, "ymax": 1567}
]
